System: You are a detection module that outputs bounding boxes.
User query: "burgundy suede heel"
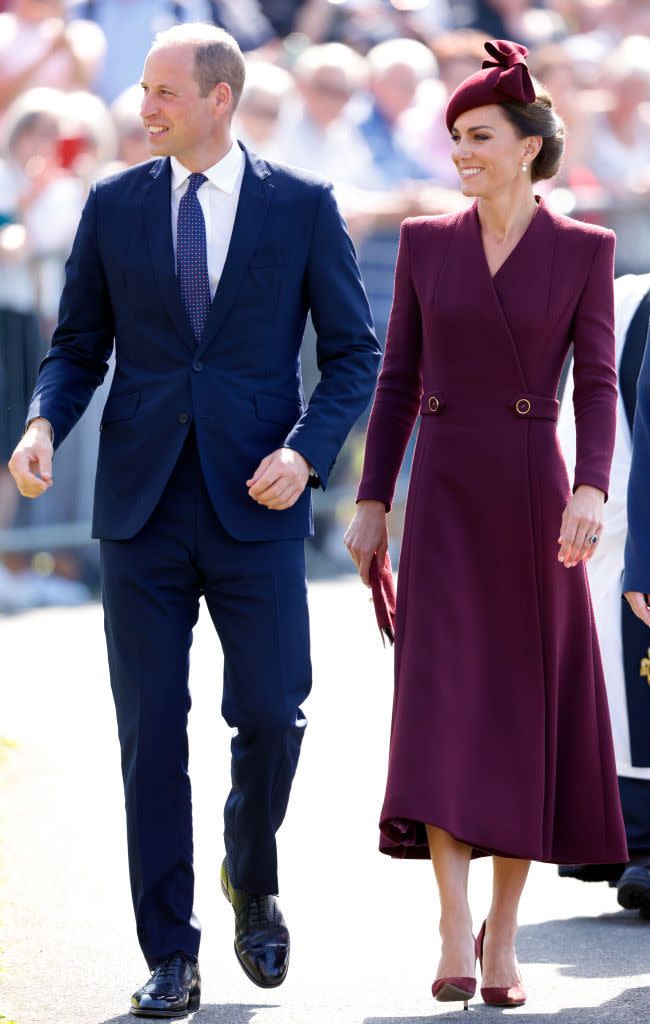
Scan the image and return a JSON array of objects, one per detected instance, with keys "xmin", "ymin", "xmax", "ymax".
[
  {"xmin": 431, "ymin": 937, "xmax": 477, "ymax": 1011},
  {"xmin": 431, "ymin": 976, "xmax": 477, "ymax": 1010},
  {"xmin": 476, "ymin": 920, "xmax": 527, "ymax": 1007}
]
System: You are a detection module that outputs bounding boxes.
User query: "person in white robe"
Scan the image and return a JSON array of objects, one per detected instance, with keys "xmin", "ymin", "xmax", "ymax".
[{"xmin": 557, "ymin": 272, "xmax": 650, "ymax": 918}]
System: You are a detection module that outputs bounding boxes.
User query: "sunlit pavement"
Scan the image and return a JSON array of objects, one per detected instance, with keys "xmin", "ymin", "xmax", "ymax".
[{"xmin": 2, "ymin": 578, "xmax": 649, "ymax": 1024}]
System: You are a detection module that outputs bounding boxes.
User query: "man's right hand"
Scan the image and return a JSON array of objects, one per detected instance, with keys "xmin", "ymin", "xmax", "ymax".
[{"xmin": 8, "ymin": 419, "xmax": 54, "ymax": 498}]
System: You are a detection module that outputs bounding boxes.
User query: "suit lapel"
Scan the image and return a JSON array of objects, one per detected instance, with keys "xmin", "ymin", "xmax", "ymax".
[
  {"xmin": 196, "ymin": 145, "xmax": 274, "ymax": 359},
  {"xmin": 143, "ymin": 157, "xmax": 196, "ymax": 351}
]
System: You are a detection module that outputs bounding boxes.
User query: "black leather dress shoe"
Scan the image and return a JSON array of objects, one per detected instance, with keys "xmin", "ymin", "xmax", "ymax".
[
  {"xmin": 130, "ymin": 953, "xmax": 201, "ymax": 1018},
  {"xmin": 617, "ymin": 864, "xmax": 650, "ymax": 913},
  {"xmin": 220, "ymin": 859, "xmax": 290, "ymax": 988},
  {"xmin": 558, "ymin": 863, "xmax": 626, "ymax": 884}
]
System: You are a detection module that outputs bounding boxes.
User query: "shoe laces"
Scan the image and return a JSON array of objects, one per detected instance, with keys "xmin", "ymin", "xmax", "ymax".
[
  {"xmin": 152, "ymin": 954, "xmax": 186, "ymax": 983},
  {"xmin": 247, "ymin": 896, "xmax": 278, "ymax": 926}
]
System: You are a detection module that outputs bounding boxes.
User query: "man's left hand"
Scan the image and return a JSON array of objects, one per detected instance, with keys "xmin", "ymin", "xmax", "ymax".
[
  {"xmin": 247, "ymin": 448, "xmax": 311, "ymax": 510},
  {"xmin": 624, "ymin": 591, "xmax": 650, "ymax": 629}
]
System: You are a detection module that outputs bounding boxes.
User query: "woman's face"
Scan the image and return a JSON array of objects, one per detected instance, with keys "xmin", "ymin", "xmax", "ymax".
[
  {"xmin": 450, "ymin": 104, "xmax": 538, "ymax": 198},
  {"xmin": 11, "ymin": 117, "xmax": 60, "ymax": 170}
]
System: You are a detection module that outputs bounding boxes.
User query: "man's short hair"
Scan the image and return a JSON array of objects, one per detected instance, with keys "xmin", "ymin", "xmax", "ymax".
[{"xmin": 152, "ymin": 23, "xmax": 246, "ymax": 110}]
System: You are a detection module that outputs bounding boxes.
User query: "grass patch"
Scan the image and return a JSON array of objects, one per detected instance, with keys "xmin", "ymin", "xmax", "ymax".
[{"xmin": 0, "ymin": 737, "xmax": 17, "ymax": 765}]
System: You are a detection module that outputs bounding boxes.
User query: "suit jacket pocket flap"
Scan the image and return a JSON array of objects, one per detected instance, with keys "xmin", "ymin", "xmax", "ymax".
[
  {"xmin": 102, "ymin": 390, "xmax": 140, "ymax": 425},
  {"xmin": 255, "ymin": 392, "xmax": 301, "ymax": 425}
]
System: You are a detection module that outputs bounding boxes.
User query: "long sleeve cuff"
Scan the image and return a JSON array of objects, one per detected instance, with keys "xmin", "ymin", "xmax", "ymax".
[
  {"xmin": 356, "ymin": 482, "xmax": 391, "ymax": 512},
  {"xmin": 24, "ymin": 416, "xmax": 54, "ymax": 443}
]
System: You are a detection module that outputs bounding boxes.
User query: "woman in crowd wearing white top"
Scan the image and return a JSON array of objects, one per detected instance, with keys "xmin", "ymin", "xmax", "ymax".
[
  {"xmin": 0, "ymin": 91, "xmax": 84, "ymax": 606},
  {"xmin": 0, "ymin": 0, "xmax": 105, "ymax": 119}
]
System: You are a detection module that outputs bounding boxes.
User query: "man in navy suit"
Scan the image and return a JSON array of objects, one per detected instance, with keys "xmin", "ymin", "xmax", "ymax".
[{"xmin": 9, "ymin": 23, "xmax": 379, "ymax": 1018}]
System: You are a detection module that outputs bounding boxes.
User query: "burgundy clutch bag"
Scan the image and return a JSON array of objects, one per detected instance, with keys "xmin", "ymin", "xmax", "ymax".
[{"xmin": 369, "ymin": 551, "xmax": 396, "ymax": 646}]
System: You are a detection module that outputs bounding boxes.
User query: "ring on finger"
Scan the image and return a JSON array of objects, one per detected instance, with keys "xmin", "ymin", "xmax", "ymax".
[{"xmin": 587, "ymin": 533, "xmax": 599, "ymax": 545}]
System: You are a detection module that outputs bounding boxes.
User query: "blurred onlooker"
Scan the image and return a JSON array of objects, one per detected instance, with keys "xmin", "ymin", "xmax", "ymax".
[
  {"xmin": 0, "ymin": 90, "xmax": 84, "ymax": 329},
  {"xmin": 356, "ymin": 39, "xmax": 434, "ymax": 187},
  {"xmin": 108, "ymin": 84, "xmax": 150, "ymax": 170},
  {"xmin": 567, "ymin": 0, "xmax": 648, "ymax": 44},
  {"xmin": 403, "ymin": 31, "xmax": 485, "ymax": 186},
  {"xmin": 453, "ymin": 0, "xmax": 566, "ymax": 47},
  {"xmin": 0, "ymin": 91, "xmax": 84, "ymax": 599},
  {"xmin": 275, "ymin": 43, "xmax": 377, "ymax": 189},
  {"xmin": 588, "ymin": 35, "xmax": 650, "ymax": 195},
  {"xmin": 0, "ymin": 0, "xmax": 105, "ymax": 118},
  {"xmin": 528, "ymin": 42, "xmax": 599, "ymax": 189},
  {"xmin": 431, "ymin": 28, "xmax": 487, "ymax": 89},
  {"xmin": 622, "ymin": 0, "xmax": 650, "ymax": 37},
  {"xmin": 257, "ymin": 0, "xmax": 308, "ymax": 38},
  {"xmin": 57, "ymin": 87, "xmax": 116, "ymax": 186},
  {"xmin": 71, "ymin": 0, "xmax": 275, "ymax": 104},
  {"xmin": 234, "ymin": 61, "xmax": 293, "ymax": 160},
  {"xmin": 557, "ymin": 274, "xmax": 650, "ymax": 915}
]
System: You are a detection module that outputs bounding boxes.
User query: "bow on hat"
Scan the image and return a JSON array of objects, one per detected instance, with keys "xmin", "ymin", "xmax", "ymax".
[
  {"xmin": 445, "ymin": 38, "xmax": 537, "ymax": 131},
  {"xmin": 481, "ymin": 39, "xmax": 536, "ymax": 104}
]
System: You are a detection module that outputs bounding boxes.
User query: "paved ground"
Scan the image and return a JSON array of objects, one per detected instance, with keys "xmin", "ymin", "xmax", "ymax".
[{"xmin": 2, "ymin": 578, "xmax": 649, "ymax": 1024}]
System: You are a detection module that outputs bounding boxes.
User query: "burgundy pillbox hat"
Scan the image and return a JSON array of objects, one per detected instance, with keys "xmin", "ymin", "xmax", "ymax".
[{"xmin": 446, "ymin": 39, "xmax": 536, "ymax": 133}]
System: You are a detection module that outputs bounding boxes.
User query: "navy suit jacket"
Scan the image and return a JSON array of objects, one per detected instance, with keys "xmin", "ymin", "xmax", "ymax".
[
  {"xmin": 623, "ymin": 318, "xmax": 650, "ymax": 594},
  {"xmin": 26, "ymin": 143, "xmax": 380, "ymax": 541}
]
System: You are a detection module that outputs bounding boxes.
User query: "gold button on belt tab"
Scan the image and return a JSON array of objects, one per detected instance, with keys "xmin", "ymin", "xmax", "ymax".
[
  {"xmin": 428, "ymin": 395, "xmax": 440, "ymax": 413},
  {"xmin": 515, "ymin": 398, "xmax": 531, "ymax": 416}
]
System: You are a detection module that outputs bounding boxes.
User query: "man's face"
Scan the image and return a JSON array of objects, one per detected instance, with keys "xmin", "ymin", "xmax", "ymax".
[
  {"xmin": 372, "ymin": 63, "xmax": 420, "ymax": 122},
  {"xmin": 237, "ymin": 90, "xmax": 282, "ymax": 145},
  {"xmin": 300, "ymin": 66, "xmax": 352, "ymax": 128},
  {"xmin": 140, "ymin": 44, "xmax": 218, "ymax": 163}
]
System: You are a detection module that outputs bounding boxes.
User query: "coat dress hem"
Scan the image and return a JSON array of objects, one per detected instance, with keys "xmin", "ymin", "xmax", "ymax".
[{"xmin": 378, "ymin": 814, "xmax": 628, "ymax": 865}]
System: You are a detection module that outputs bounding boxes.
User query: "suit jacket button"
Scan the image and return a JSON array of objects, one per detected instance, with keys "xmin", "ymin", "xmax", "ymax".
[
  {"xmin": 178, "ymin": 411, "xmax": 189, "ymax": 424},
  {"xmin": 192, "ymin": 361, "xmax": 203, "ymax": 372}
]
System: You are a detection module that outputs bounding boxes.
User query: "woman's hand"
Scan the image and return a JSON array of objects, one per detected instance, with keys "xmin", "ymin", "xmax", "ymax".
[
  {"xmin": 344, "ymin": 500, "xmax": 388, "ymax": 586},
  {"xmin": 558, "ymin": 484, "xmax": 605, "ymax": 568}
]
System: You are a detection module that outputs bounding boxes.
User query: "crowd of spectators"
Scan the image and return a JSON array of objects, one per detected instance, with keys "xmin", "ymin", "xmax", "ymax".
[{"xmin": 0, "ymin": 0, "xmax": 649, "ymax": 606}]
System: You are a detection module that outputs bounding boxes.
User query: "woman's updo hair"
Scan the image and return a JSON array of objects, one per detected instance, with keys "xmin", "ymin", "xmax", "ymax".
[{"xmin": 501, "ymin": 88, "xmax": 565, "ymax": 182}]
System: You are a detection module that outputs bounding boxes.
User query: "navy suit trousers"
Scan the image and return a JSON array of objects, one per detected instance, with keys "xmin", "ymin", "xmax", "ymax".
[{"xmin": 100, "ymin": 427, "xmax": 311, "ymax": 967}]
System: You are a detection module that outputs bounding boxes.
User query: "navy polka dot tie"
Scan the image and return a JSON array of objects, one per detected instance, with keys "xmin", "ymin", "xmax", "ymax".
[{"xmin": 177, "ymin": 172, "xmax": 210, "ymax": 345}]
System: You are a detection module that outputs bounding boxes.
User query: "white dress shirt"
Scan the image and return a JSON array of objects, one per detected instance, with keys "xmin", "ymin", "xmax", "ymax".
[{"xmin": 170, "ymin": 141, "xmax": 245, "ymax": 301}]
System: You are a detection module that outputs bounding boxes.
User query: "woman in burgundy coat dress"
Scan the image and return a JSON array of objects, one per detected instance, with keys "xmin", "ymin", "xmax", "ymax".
[{"xmin": 346, "ymin": 40, "xmax": 628, "ymax": 1010}]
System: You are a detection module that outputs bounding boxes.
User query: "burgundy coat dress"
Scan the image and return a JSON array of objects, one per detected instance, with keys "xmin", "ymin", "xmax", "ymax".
[{"xmin": 357, "ymin": 197, "xmax": 628, "ymax": 865}]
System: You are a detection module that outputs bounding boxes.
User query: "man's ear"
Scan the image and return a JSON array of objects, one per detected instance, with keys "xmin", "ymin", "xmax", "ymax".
[{"xmin": 213, "ymin": 81, "xmax": 233, "ymax": 116}]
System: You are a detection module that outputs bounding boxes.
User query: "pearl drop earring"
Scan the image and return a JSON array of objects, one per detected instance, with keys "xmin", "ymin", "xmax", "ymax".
[{"xmin": 522, "ymin": 162, "xmax": 528, "ymax": 173}]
